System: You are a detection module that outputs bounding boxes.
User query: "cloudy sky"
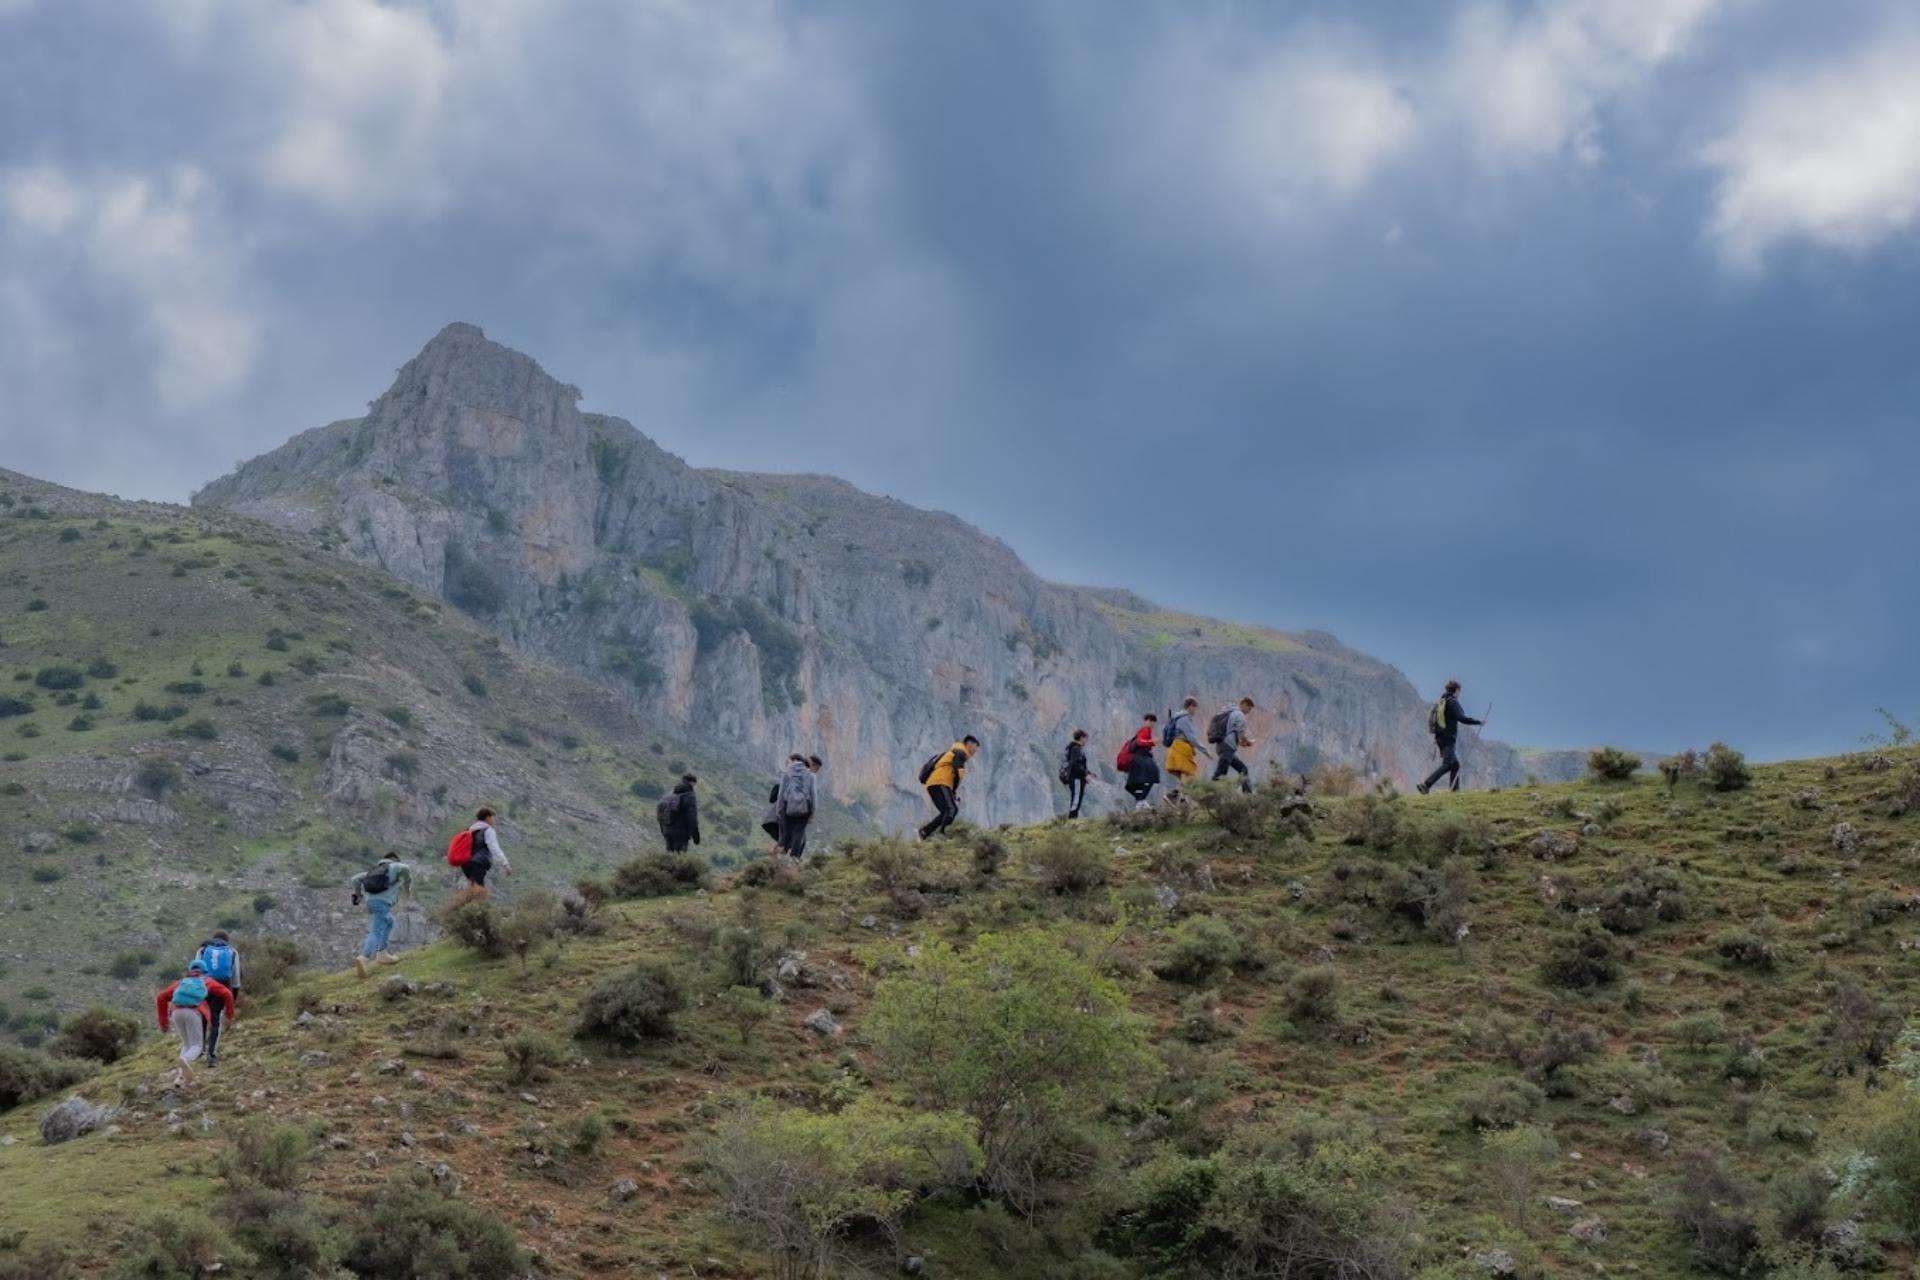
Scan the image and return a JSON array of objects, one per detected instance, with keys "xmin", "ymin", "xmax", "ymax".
[{"xmin": 1, "ymin": 0, "xmax": 1916, "ymax": 760}]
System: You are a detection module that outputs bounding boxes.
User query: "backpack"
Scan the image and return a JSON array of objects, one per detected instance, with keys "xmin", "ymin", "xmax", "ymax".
[
  {"xmin": 194, "ymin": 941, "xmax": 237, "ymax": 983},
  {"xmin": 778, "ymin": 769, "xmax": 813, "ymax": 817},
  {"xmin": 362, "ymin": 862, "xmax": 393, "ymax": 896},
  {"xmin": 1428, "ymin": 699, "xmax": 1448, "ymax": 736},
  {"xmin": 1161, "ymin": 711, "xmax": 1177, "ymax": 749},
  {"xmin": 1206, "ymin": 708, "xmax": 1232, "ymax": 745},
  {"xmin": 917, "ymin": 752, "xmax": 945, "ymax": 786},
  {"xmin": 1058, "ymin": 747, "xmax": 1074, "ymax": 786},
  {"xmin": 1116, "ymin": 741, "xmax": 1135, "ymax": 773},
  {"xmin": 446, "ymin": 829, "xmax": 475, "ymax": 867},
  {"xmin": 171, "ymin": 975, "xmax": 209, "ymax": 1007},
  {"xmin": 655, "ymin": 791, "xmax": 683, "ymax": 837}
]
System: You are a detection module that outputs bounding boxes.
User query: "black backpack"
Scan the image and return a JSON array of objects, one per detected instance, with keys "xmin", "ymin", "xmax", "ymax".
[
  {"xmin": 361, "ymin": 862, "xmax": 392, "ymax": 896},
  {"xmin": 1206, "ymin": 708, "xmax": 1232, "ymax": 745},
  {"xmin": 655, "ymin": 791, "xmax": 682, "ymax": 836},
  {"xmin": 917, "ymin": 751, "xmax": 945, "ymax": 786},
  {"xmin": 1058, "ymin": 747, "xmax": 1073, "ymax": 786},
  {"xmin": 1161, "ymin": 711, "xmax": 1177, "ymax": 749}
]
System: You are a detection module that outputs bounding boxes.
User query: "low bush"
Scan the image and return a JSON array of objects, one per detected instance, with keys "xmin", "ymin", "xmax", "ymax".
[
  {"xmin": 1588, "ymin": 746, "xmax": 1642, "ymax": 781},
  {"xmin": 1705, "ymin": 742, "xmax": 1752, "ymax": 792},
  {"xmin": 1283, "ymin": 966, "xmax": 1342, "ymax": 1024},
  {"xmin": 1713, "ymin": 923, "xmax": 1784, "ymax": 973},
  {"xmin": 1154, "ymin": 915, "xmax": 1243, "ymax": 984},
  {"xmin": 1027, "ymin": 827, "xmax": 1111, "ymax": 894},
  {"xmin": 1461, "ymin": 1076, "xmax": 1545, "ymax": 1130},
  {"xmin": 33, "ymin": 665, "xmax": 84, "ymax": 690},
  {"xmin": 576, "ymin": 962, "xmax": 687, "ymax": 1045},
  {"xmin": 220, "ymin": 1121, "xmax": 312, "ymax": 1192},
  {"xmin": 50, "ymin": 1007, "xmax": 142, "ymax": 1063},
  {"xmin": 232, "ymin": 934, "xmax": 304, "ymax": 1000},
  {"xmin": 113, "ymin": 1212, "xmax": 232, "ymax": 1280},
  {"xmin": 502, "ymin": 1035, "xmax": 565, "ymax": 1086},
  {"xmin": 339, "ymin": 1169, "xmax": 527, "ymax": 1279},
  {"xmin": 441, "ymin": 898, "xmax": 504, "ymax": 958},
  {"xmin": 1540, "ymin": 919, "xmax": 1624, "ymax": 989},
  {"xmin": 1667, "ymin": 1149, "xmax": 1761, "ymax": 1275},
  {"xmin": 847, "ymin": 833, "xmax": 924, "ymax": 892},
  {"xmin": 610, "ymin": 852, "xmax": 708, "ymax": 899},
  {"xmin": 107, "ymin": 950, "xmax": 150, "ymax": 980},
  {"xmin": 135, "ymin": 758, "xmax": 180, "ymax": 797},
  {"xmin": 0, "ymin": 1044, "xmax": 94, "ymax": 1111}
]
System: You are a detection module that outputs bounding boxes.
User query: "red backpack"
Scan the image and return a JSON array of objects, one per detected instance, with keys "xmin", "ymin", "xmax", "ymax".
[
  {"xmin": 446, "ymin": 828, "xmax": 476, "ymax": 867},
  {"xmin": 1115, "ymin": 742, "xmax": 1135, "ymax": 773}
]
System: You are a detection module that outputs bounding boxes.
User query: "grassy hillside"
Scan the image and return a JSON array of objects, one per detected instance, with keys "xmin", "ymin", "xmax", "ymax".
[
  {"xmin": 0, "ymin": 470, "xmax": 857, "ymax": 1019},
  {"xmin": 5, "ymin": 747, "xmax": 1920, "ymax": 1277}
]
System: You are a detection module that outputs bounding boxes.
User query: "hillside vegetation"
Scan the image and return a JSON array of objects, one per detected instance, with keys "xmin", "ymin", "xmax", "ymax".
[{"xmin": 6, "ymin": 746, "xmax": 1920, "ymax": 1278}]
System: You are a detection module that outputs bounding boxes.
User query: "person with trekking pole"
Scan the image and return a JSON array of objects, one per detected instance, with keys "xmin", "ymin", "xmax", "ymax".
[{"xmin": 1417, "ymin": 679, "xmax": 1484, "ymax": 794}]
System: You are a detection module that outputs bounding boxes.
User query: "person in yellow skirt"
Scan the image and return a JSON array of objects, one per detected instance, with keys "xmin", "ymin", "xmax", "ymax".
[{"xmin": 1163, "ymin": 697, "xmax": 1210, "ymax": 802}]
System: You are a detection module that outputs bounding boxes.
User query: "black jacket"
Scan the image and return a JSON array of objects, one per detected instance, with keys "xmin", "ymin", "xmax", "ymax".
[
  {"xmin": 1434, "ymin": 696, "xmax": 1483, "ymax": 746},
  {"xmin": 1064, "ymin": 741, "xmax": 1089, "ymax": 781},
  {"xmin": 665, "ymin": 782, "xmax": 701, "ymax": 845},
  {"xmin": 1126, "ymin": 745, "xmax": 1161, "ymax": 791}
]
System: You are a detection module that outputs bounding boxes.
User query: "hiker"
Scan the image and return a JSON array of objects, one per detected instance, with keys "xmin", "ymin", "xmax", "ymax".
[
  {"xmin": 350, "ymin": 853, "xmax": 414, "ymax": 979},
  {"xmin": 775, "ymin": 754, "xmax": 817, "ymax": 858},
  {"xmin": 1208, "ymin": 697, "xmax": 1258, "ymax": 793},
  {"xmin": 189, "ymin": 930, "xmax": 241, "ymax": 1067},
  {"xmin": 1418, "ymin": 679, "xmax": 1483, "ymax": 794},
  {"xmin": 918, "ymin": 735, "xmax": 978, "ymax": 840},
  {"xmin": 1135, "ymin": 712, "xmax": 1159, "ymax": 749},
  {"xmin": 458, "ymin": 807, "xmax": 510, "ymax": 890},
  {"xmin": 1124, "ymin": 734, "xmax": 1161, "ymax": 809},
  {"xmin": 1059, "ymin": 729, "xmax": 1091, "ymax": 819},
  {"xmin": 155, "ymin": 960, "xmax": 234, "ymax": 1088},
  {"xmin": 658, "ymin": 774, "xmax": 701, "ymax": 853},
  {"xmin": 1162, "ymin": 698, "xmax": 1209, "ymax": 801}
]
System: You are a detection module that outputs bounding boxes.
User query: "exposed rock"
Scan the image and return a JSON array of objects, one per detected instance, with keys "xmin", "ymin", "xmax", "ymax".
[
  {"xmin": 40, "ymin": 1096, "xmax": 120, "ymax": 1146},
  {"xmin": 1545, "ymin": 1196, "xmax": 1585, "ymax": 1214},
  {"xmin": 804, "ymin": 1008, "xmax": 842, "ymax": 1036},
  {"xmin": 381, "ymin": 977, "xmax": 420, "ymax": 1001},
  {"xmin": 1473, "ymin": 1250, "xmax": 1517, "ymax": 1277},
  {"xmin": 1569, "ymin": 1217, "xmax": 1607, "ymax": 1245},
  {"xmin": 1531, "ymin": 831, "xmax": 1579, "ymax": 860},
  {"xmin": 1153, "ymin": 883, "xmax": 1179, "ymax": 911},
  {"xmin": 611, "ymin": 1178, "xmax": 640, "ymax": 1202},
  {"xmin": 21, "ymin": 831, "xmax": 57, "ymax": 854},
  {"xmin": 1831, "ymin": 822, "xmax": 1860, "ymax": 854}
]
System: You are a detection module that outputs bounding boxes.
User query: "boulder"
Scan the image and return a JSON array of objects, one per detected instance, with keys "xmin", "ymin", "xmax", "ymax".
[
  {"xmin": 40, "ymin": 1096, "xmax": 120, "ymax": 1146},
  {"xmin": 804, "ymin": 1008, "xmax": 842, "ymax": 1036},
  {"xmin": 1569, "ymin": 1217, "xmax": 1607, "ymax": 1245}
]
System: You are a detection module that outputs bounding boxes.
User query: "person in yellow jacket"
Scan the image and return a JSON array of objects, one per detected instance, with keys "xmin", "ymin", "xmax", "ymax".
[
  {"xmin": 1163, "ymin": 697, "xmax": 1210, "ymax": 801},
  {"xmin": 918, "ymin": 735, "xmax": 980, "ymax": 840}
]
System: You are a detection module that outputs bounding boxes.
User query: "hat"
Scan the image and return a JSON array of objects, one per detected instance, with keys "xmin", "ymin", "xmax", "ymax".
[{"xmin": 187, "ymin": 959, "xmax": 206, "ymax": 974}]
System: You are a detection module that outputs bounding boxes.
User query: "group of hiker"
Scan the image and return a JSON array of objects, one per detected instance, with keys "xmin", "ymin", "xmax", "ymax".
[
  {"xmin": 153, "ymin": 932, "xmax": 240, "ymax": 1088},
  {"xmin": 1055, "ymin": 696, "xmax": 1261, "ymax": 817}
]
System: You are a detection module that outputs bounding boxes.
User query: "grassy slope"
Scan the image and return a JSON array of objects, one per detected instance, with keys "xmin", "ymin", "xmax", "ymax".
[
  {"xmin": 4, "ymin": 748, "xmax": 1919, "ymax": 1275},
  {"xmin": 0, "ymin": 473, "xmax": 856, "ymax": 1019}
]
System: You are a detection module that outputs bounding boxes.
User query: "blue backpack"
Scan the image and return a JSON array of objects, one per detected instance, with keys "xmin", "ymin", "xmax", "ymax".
[
  {"xmin": 1161, "ymin": 711, "xmax": 1178, "ymax": 749},
  {"xmin": 194, "ymin": 941, "xmax": 237, "ymax": 983},
  {"xmin": 172, "ymin": 975, "xmax": 210, "ymax": 1007}
]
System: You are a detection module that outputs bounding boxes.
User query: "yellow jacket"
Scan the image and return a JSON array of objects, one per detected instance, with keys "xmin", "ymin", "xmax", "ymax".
[
  {"xmin": 1166, "ymin": 738, "xmax": 1199, "ymax": 777},
  {"xmin": 926, "ymin": 743, "xmax": 969, "ymax": 791}
]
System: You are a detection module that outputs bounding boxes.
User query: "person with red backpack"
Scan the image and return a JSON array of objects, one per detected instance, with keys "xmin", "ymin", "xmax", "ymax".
[
  {"xmin": 657, "ymin": 775, "xmax": 701, "ymax": 852},
  {"xmin": 156, "ymin": 959, "xmax": 235, "ymax": 1089},
  {"xmin": 446, "ymin": 807, "xmax": 511, "ymax": 891},
  {"xmin": 1124, "ymin": 734, "xmax": 1161, "ymax": 809}
]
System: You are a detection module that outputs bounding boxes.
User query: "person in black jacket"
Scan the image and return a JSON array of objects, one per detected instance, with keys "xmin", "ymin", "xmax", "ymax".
[
  {"xmin": 1418, "ymin": 680, "xmax": 1483, "ymax": 794},
  {"xmin": 1125, "ymin": 737, "xmax": 1161, "ymax": 809},
  {"xmin": 662, "ymin": 775, "xmax": 701, "ymax": 852},
  {"xmin": 1061, "ymin": 729, "xmax": 1090, "ymax": 819}
]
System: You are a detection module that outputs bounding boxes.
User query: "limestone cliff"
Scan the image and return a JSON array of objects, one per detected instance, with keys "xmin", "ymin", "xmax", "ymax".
[{"xmin": 194, "ymin": 323, "xmax": 1555, "ymax": 825}]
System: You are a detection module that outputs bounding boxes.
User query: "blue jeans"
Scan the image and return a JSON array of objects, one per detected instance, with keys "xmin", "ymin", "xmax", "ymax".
[{"xmin": 361, "ymin": 897, "xmax": 394, "ymax": 959}]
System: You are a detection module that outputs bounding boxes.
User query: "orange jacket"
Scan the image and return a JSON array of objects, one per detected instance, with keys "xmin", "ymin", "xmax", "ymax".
[{"xmin": 156, "ymin": 977, "xmax": 235, "ymax": 1032}]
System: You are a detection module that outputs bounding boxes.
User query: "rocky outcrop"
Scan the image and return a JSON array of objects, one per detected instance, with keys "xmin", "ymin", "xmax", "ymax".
[{"xmin": 196, "ymin": 323, "xmax": 1556, "ymax": 825}]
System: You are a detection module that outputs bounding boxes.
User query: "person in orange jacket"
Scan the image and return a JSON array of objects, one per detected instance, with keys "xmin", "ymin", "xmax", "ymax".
[{"xmin": 156, "ymin": 959, "xmax": 236, "ymax": 1089}]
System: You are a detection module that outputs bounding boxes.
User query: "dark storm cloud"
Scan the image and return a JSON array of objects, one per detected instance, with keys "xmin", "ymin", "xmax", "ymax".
[{"xmin": 0, "ymin": 0, "xmax": 1916, "ymax": 757}]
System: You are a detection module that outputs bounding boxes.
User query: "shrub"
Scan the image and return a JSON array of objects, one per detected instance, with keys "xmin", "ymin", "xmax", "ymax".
[
  {"xmin": 224, "ymin": 1183, "xmax": 340, "ymax": 1280},
  {"xmin": 707, "ymin": 1098, "xmax": 981, "ymax": 1280},
  {"xmin": 867, "ymin": 929, "xmax": 1153, "ymax": 1210},
  {"xmin": 340, "ymin": 1169, "xmax": 527, "ymax": 1279},
  {"xmin": 495, "ymin": 892, "xmax": 564, "ymax": 970},
  {"xmin": 66, "ymin": 715, "xmax": 94, "ymax": 732},
  {"xmin": 1540, "ymin": 919, "xmax": 1623, "ymax": 989},
  {"xmin": 1154, "ymin": 915, "xmax": 1243, "ymax": 984},
  {"xmin": 441, "ymin": 898, "xmax": 504, "ymax": 958},
  {"xmin": 107, "ymin": 950, "xmax": 151, "ymax": 980},
  {"xmin": 1667, "ymin": 1150, "xmax": 1761, "ymax": 1275},
  {"xmin": 0, "ymin": 1045, "xmax": 94, "ymax": 1111},
  {"xmin": 1338, "ymin": 785, "xmax": 1403, "ymax": 851},
  {"xmin": 383, "ymin": 750, "xmax": 420, "ymax": 781},
  {"xmin": 171, "ymin": 717, "xmax": 218, "ymax": 741},
  {"xmin": 220, "ymin": 1121, "xmax": 312, "ymax": 1192},
  {"xmin": 61, "ymin": 822, "xmax": 99, "ymax": 844},
  {"xmin": 135, "ymin": 758, "xmax": 180, "ymax": 797},
  {"xmin": 306, "ymin": 693, "xmax": 350, "ymax": 717},
  {"xmin": 502, "ymin": 1034, "xmax": 565, "ymax": 1086},
  {"xmin": 1461, "ymin": 1076, "xmax": 1545, "ymax": 1130},
  {"xmin": 33, "ymin": 665, "xmax": 83, "ymax": 690},
  {"xmin": 970, "ymin": 830, "xmax": 1010, "ymax": 878},
  {"xmin": 381, "ymin": 705, "xmax": 413, "ymax": 729},
  {"xmin": 1588, "ymin": 747, "xmax": 1642, "ymax": 781},
  {"xmin": 1284, "ymin": 966, "xmax": 1343, "ymax": 1025},
  {"xmin": 113, "ymin": 1212, "xmax": 232, "ymax": 1280},
  {"xmin": 269, "ymin": 743, "xmax": 300, "ymax": 763},
  {"xmin": 576, "ymin": 962, "xmax": 687, "ymax": 1045},
  {"xmin": 30, "ymin": 864, "xmax": 62, "ymax": 882},
  {"xmin": 86, "ymin": 657, "xmax": 116, "ymax": 678},
  {"xmin": 848, "ymin": 833, "xmax": 924, "ymax": 892},
  {"xmin": 461, "ymin": 673, "xmax": 488, "ymax": 698},
  {"xmin": 610, "ymin": 852, "xmax": 708, "ymax": 899},
  {"xmin": 50, "ymin": 1007, "xmax": 141, "ymax": 1063},
  {"xmin": 1713, "ymin": 923, "xmax": 1784, "ymax": 973},
  {"xmin": 1705, "ymin": 742, "xmax": 1752, "ymax": 792},
  {"xmin": 1660, "ymin": 750, "xmax": 1701, "ymax": 789},
  {"xmin": 1027, "ymin": 827, "xmax": 1111, "ymax": 894},
  {"xmin": 1481, "ymin": 1124, "xmax": 1560, "ymax": 1226},
  {"xmin": 0, "ymin": 694, "xmax": 32, "ymax": 717},
  {"xmin": 1672, "ymin": 1011, "xmax": 1727, "ymax": 1053},
  {"xmin": 232, "ymin": 934, "xmax": 304, "ymax": 1000}
]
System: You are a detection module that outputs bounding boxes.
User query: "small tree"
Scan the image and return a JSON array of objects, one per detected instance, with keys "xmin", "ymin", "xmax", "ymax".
[
  {"xmin": 1705, "ymin": 742, "xmax": 1752, "ymax": 792},
  {"xmin": 1587, "ymin": 747, "xmax": 1641, "ymax": 782},
  {"xmin": 576, "ymin": 963, "xmax": 687, "ymax": 1046},
  {"xmin": 1026, "ymin": 827, "xmax": 1111, "ymax": 894},
  {"xmin": 134, "ymin": 757, "xmax": 180, "ymax": 797},
  {"xmin": 50, "ymin": 1007, "xmax": 142, "ymax": 1063},
  {"xmin": 866, "ymin": 929, "xmax": 1153, "ymax": 1210},
  {"xmin": 707, "ymin": 1098, "xmax": 981, "ymax": 1280}
]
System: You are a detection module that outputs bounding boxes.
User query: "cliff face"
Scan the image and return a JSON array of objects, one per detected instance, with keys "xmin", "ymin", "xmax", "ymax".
[{"xmin": 194, "ymin": 323, "xmax": 1544, "ymax": 825}]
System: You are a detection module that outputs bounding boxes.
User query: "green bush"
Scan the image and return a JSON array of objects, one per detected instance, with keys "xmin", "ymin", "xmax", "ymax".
[
  {"xmin": 0, "ymin": 1044, "xmax": 95, "ymax": 1111},
  {"xmin": 1588, "ymin": 747, "xmax": 1642, "ymax": 781},
  {"xmin": 1540, "ymin": 919, "xmax": 1623, "ymax": 989},
  {"xmin": 867, "ymin": 928, "xmax": 1153, "ymax": 1210},
  {"xmin": 232, "ymin": 934, "xmax": 304, "ymax": 1000},
  {"xmin": 61, "ymin": 821, "xmax": 99, "ymax": 844},
  {"xmin": 220, "ymin": 1121, "xmax": 312, "ymax": 1192},
  {"xmin": 1461, "ymin": 1076, "xmax": 1545, "ymax": 1130},
  {"xmin": 339, "ymin": 1169, "xmax": 528, "ymax": 1279},
  {"xmin": 1705, "ymin": 742, "xmax": 1752, "ymax": 792},
  {"xmin": 269, "ymin": 743, "xmax": 299, "ymax": 763},
  {"xmin": 441, "ymin": 898, "xmax": 504, "ymax": 958},
  {"xmin": 1283, "ymin": 966, "xmax": 1342, "ymax": 1024},
  {"xmin": 29, "ymin": 864, "xmax": 62, "ymax": 882},
  {"xmin": 611, "ymin": 852, "xmax": 708, "ymax": 899},
  {"xmin": 170, "ymin": 718, "xmax": 218, "ymax": 741},
  {"xmin": 462, "ymin": 673, "xmax": 488, "ymax": 698},
  {"xmin": 576, "ymin": 962, "xmax": 687, "ymax": 1045},
  {"xmin": 112, "ymin": 1212, "xmax": 231, "ymax": 1280},
  {"xmin": 108, "ymin": 950, "xmax": 153, "ymax": 980},
  {"xmin": 503, "ymin": 1035, "xmax": 565, "ymax": 1086},
  {"xmin": 135, "ymin": 758, "xmax": 180, "ymax": 796},
  {"xmin": 848, "ymin": 834, "xmax": 924, "ymax": 892},
  {"xmin": 34, "ymin": 666, "xmax": 84, "ymax": 690},
  {"xmin": 1713, "ymin": 923, "xmax": 1784, "ymax": 973},
  {"xmin": 50, "ymin": 1007, "xmax": 141, "ymax": 1063},
  {"xmin": 1154, "ymin": 915, "xmax": 1243, "ymax": 985},
  {"xmin": 1026, "ymin": 827, "xmax": 1111, "ymax": 894}
]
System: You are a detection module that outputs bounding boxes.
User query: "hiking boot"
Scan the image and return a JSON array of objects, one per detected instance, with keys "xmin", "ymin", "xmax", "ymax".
[
  {"xmin": 1416, "ymin": 782, "xmax": 1431, "ymax": 795},
  {"xmin": 354, "ymin": 956, "xmax": 370, "ymax": 978},
  {"xmin": 376, "ymin": 951, "xmax": 400, "ymax": 965}
]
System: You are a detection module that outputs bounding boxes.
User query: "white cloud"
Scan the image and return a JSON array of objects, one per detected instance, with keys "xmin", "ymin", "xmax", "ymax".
[
  {"xmin": 1703, "ymin": 27, "xmax": 1920, "ymax": 268},
  {"xmin": 0, "ymin": 165, "xmax": 260, "ymax": 409},
  {"xmin": 1442, "ymin": 0, "xmax": 1728, "ymax": 164}
]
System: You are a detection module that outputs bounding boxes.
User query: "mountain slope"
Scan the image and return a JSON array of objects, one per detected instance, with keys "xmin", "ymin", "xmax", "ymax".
[
  {"xmin": 194, "ymin": 323, "xmax": 1569, "ymax": 827},
  {"xmin": 0, "ymin": 469, "xmax": 834, "ymax": 1014},
  {"xmin": 5, "ymin": 749, "xmax": 1918, "ymax": 1277}
]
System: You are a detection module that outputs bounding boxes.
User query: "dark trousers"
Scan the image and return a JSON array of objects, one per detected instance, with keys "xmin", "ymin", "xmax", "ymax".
[
  {"xmin": 207, "ymin": 987, "xmax": 236, "ymax": 1061},
  {"xmin": 1213, "ymin": 747, "xmax": 1251, "ymax": 792},
  {"xmin": 665, "ymin": 834, "xmax": 691, "ymax": 853},
  {"xmin": 919, "ymin": 786, "xmax": 959, "ymax": 839},
  {"xmin": 461, "ymin": 856, "xmax": 492, "ymax": 887},
  {"xmin": 1422, "ymin": 741, "xmax": 1462, "ymax": 792},
  {"xmin": 776, "ymin": 813, "xmax": 811, "ymax": 858},
  {"xmin": 1065, "ymin": 776, "xmax": 1087, "ymax": 818},
  {"xmin": 1125, "ymin": 781, "xmax": 1155, "ymax": 806}
]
